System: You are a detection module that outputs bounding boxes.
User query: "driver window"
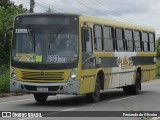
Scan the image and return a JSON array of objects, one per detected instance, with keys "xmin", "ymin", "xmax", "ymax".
[{"xmin": 82, "ymin": 27, "xmax": 92, "ymax": 53}]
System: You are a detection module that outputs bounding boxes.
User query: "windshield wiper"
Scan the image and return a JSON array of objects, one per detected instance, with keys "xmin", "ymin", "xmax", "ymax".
[
  {"xmin": 48, "ymin": 26, "xmax": 65, "ymax": 50},
  {"xmin": 55, "ymin": 26, "xmax": 65, "ymax": 38},
  {"xmin": 25, "ymin": 27, "xmax": 35, "ymax": 52}
]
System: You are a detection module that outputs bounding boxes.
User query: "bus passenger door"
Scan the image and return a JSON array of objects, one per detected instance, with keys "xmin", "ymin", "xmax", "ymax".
[{"xmin": 81, "ymin": 26, "xmax": 96, "ymax": 94}]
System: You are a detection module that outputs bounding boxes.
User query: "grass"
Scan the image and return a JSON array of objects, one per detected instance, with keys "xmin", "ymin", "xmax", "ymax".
[
  {"xmin": 156, "ymin": 57, "xmax": 160, "ymax": 77},
  {"xmin": 0, "ymin": 65, "xmax": 24, "ymax": 96},
  {"xmin": 0, "ymin": 64, "xmax": 10, "ymax": 94}
]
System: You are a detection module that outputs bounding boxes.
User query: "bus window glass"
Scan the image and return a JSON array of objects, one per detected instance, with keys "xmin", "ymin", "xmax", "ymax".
[
  {"xmin": 14, "ymin": 28, "xmax": 78, "ymax": 64},
  {"xmin": 116, "ymin": 28, "xmax": 124, "ymax": 51},
  {"xmin": 125, "ymin": 30, "xmax": 133, "ymax": 52},
  {"xmin": 142, "ymin": 32, "xmax": 149, "ymax": 51},
  {"xmin": 94, "ymin": 25, "xmax": 102, "ymax": 51},
  {"xmin": 103, "ymin": 27, "xmax": 113, "ymax": 51},
  {"xmin": 149, "ymin": 33, "xmax": 155, "ymax": 52},
  {"xmin": 134, "ymin": 31, "xmax": 141, "ymax": 52},
  {"xmin": 82, "ymin": 28, "xmax": 92, "ymax": 53}
]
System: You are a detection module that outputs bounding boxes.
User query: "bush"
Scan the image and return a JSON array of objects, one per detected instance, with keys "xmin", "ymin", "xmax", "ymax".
[
  {"xmin": 0, "ymin": 64, "xmax": 10, "ymax": 93},
  {"xmin": 157, "ymin": 57, "xmax": 160, "ymax": 77}
]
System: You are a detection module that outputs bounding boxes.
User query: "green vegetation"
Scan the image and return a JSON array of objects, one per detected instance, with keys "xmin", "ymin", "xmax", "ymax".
[
  {"xmin": 157, "ymin": 37, "xmax": 160, "ymax": 57},
  {"xmin": 0, "ymin": 0, "xmax": 28, "ymax": 94},
  {"xmin": 0, "ymin": 64, "xmax": 9, "ymax": 94},
  {"xmin": 0, "ymin": 0, "xmax": 28, "ymax": 65},
  {"xmin": 156, "ymin": 57, "xmax": 160, "ymax": 77},
  {"xmin": 157, "ymin": 38, "xmax": 160, "ymax": 77}
]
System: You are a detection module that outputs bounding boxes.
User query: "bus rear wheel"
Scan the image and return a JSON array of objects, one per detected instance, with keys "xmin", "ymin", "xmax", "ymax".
[
  {"xmin": 123, "ymin": 72, "xmax": 141, "ymax": 95},
  {"xmin": 34, "ymin": 93, "xmax": 48, "ymax": 103},
  {"xmin": 86, "ymin": 77, "xmax": 100, "ymax": 103}
]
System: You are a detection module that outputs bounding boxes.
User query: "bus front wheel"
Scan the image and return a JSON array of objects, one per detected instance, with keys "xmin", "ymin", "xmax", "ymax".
[
  {"xmin": 34, "ymin": 93, "xmax": 48, "ymax": 103},
  {"xmin": 123, "ymin": 72, "xmax": 141, "ymax": 95},
  {"xmin": 86, "ymin": 77, "xmax": 100, "ymax": 103}
]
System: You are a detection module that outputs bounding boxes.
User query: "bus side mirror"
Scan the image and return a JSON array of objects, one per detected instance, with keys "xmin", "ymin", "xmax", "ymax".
[
  {"xmin": 82, "ymin": 27, "xmax": 90, "ymax": 42},
  {"xmin": 4, "ymin": 27, "xmax": 13, "ymax": 49}
]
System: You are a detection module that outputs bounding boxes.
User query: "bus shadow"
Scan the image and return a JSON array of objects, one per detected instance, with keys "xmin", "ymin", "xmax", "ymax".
[
  {"xmin": 99, "ymin": 90, "xmax": 152, "ymax": 102},
  {"xmin": 21, "ymin": 90, "xmax": 153, "ymax": 107}
]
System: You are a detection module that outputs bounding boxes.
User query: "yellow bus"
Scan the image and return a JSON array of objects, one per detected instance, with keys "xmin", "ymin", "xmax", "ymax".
[{"xmin": 10, "ymin": 13, "xmax": 156, "ymax": 103}]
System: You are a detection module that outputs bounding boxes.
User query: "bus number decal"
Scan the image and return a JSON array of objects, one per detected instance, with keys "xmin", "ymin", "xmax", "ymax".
[{"xmin": 48, "ymin": 55, "xmax": 67, "ymax": 63}]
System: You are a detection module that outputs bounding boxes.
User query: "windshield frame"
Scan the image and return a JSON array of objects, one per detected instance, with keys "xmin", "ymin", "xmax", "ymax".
[{"xmin": 11, "ymin": 25, "xmax": 79, "ymax": 70}]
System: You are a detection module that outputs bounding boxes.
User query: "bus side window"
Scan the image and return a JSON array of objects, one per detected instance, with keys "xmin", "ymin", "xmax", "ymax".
[
  {"xmin": 82, "ymin": 27, "xmax": 92, "ymax": 53},
  {"xmin": 125, "ymin": 29, "xmax": 133, "ymax": 52},
  {"xmin": 94, "ymin": 25, "xmax": 103, "ymax": 51},
  {"xmin": 116, "ymin": 28, "xmax": 124, "ymax": 51},
  {"xmin": 142, "ymin": 32, "xmax": 149, "ymax": 52},
  {"xmin": 103, "ymin": 26, "xmax": 114, "ymax": 51},
  {"xmin": 134, "ymin": 31, "xmax": 141, "ymax": 52},
  {"xmin": 149, "ymin": 33, "xmax": 155, "ymax": 52}
]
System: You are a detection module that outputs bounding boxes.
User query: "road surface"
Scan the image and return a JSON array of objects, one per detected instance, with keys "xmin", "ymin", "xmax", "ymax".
[{"xmin": 0, "ymin": 79, "xmax": 160, "ymax": 120}]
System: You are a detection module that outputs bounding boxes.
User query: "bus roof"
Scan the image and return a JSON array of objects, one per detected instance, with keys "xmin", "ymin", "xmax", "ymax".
[
  {"xmin": 80, "ymin": 14, "xmax": 155, "ymax": 33},
  {"xmin": 16, "ymin": 13, "xmax": 155, "ymax": 32},
  {"xmin": 16, "ymin": 13, "xmax": 80, "ymax": 17}
]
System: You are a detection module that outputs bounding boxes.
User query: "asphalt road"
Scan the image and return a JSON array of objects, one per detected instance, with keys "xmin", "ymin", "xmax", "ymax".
[{"xmin": 0, "ymin": 79, "xmax": 160, "ymax": 120}]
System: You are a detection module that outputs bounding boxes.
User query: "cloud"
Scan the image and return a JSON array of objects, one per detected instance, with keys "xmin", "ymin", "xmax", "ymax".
[
  {"xmin": 10, "ymin": 0, "xmax": 160, "ymax": 35},
  {"xmin": 103, "ymin": 0, "xmax": 152, "ymax": 14}
]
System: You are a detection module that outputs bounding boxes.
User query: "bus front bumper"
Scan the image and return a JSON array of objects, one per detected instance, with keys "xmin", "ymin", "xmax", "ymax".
[{"xmin": 10, "ymin": 79, "xmax": 80, "ymax": 95}]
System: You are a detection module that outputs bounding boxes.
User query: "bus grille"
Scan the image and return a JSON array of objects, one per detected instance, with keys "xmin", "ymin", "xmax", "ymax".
[{"xmin": 21, "ymin": 71, "xmax": 64, "ymax": 81}]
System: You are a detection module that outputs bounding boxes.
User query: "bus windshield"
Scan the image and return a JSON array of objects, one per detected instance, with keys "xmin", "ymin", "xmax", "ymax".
[{"xmin": 12, "ymin": 27, "xmax": 78, "ymax": 64}]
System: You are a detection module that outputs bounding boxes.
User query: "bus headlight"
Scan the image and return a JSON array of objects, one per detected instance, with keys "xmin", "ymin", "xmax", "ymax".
[
  {"xmin": 12, "ymin": 67, "xmax": 15, "ymax": 73},
  {"xmin": 11, "ymin": 67, "xmax": 17, "ymax": 80},
  {"xmin": 68, "ymin": 68, "xmax": 77, "ymax": 81},
  {"xmin": 71, "ymin": 74, "xmax": 76, "ymax": 79},
  {"xmin": 12, "ymin": 73, "xmax": 16, "ymax": 78}
]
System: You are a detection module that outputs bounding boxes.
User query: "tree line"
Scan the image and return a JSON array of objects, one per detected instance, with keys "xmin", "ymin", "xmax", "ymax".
[
  {"xmin": 0, "ymin": 0, "xmax": 28, "ymax": 66},
  {"xmin": 157, "ymin": 37, "xmax": 160, "ymax": 57}
]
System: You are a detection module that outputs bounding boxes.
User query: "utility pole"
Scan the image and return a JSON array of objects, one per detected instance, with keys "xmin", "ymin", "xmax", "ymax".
[{"xmin": 30, "ymin": 0, "xmax": 35, "ymax": 13}]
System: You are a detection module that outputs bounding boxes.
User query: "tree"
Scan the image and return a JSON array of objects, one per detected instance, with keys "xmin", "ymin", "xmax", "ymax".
[
  {"xmin": 46, "ymin": 7, "xmax": 54, "ymax": 13},
  {"xmin": 0, "ymin": 0, "xmax": 28, "ymax": 65},
  {"xmin": 0, "ymin": 0, "xmax": 10, "ymax": 8},
  {"xmin": 156, "ymin": 37, "xmax": 160, "ymax": 57}
]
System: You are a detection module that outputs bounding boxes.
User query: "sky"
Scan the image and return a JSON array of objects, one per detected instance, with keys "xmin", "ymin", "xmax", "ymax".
[{"xmin": 11, "ymin": 0, "xmax": 160, "ymax": 38}]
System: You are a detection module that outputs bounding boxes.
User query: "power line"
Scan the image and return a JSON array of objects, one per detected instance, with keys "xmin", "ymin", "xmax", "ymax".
[
  {"xmin": 92, "ymin": 0, "xmax": 148, "ymax": 26},
  {"xmin": 74, "ymin": 0, "xmax": 140, "ymax": 25},
  {"xmin": 84, "ymin": 1, "xmax": 126, "ymax": 21},
  {"xmin": 75, "ymin": 0, "xmax": 104, "ymax": 16},
  {"xmin": 36, "ymin": 0, "xmax": 66, "ymax": 12},
  {"xmin": 35, "ymin": 3, "xmax": 47, "ymax": 12},
  {"xmin": 11, "ymin": 0, "xmax": 159, "ymax": 30},
  {"xmin": 62, "ymin": 0, "xmax": 86, "ymax": 14}
]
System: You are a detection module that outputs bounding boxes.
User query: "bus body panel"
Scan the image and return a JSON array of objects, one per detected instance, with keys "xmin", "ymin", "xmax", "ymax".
[
  {"xmin": 79, "ymin": 15, "xmax": 156, "ymax": 93},
  {"xmin": 10, "ymin": 13, "xmax": 156, "ymax": 97}
]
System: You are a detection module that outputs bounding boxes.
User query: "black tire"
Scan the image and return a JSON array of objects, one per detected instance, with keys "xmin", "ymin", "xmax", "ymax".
[
  {"xmin": 132, "ymin": 72, "xmax": 141, "ymax": 94},
  {"xmin": 86, "ymin": 77, "xmax": 100, "ymax": 103},
  {"xmin": 123, "ymin": 72, "xmax": 141, "ymax": 95},
  {"xmin": 123, "ymin": 86, "xmax": 131, "ymax": 94},
  {"xmin": 34, "ymin": 93, "xmax": 48, "ymax": 103}
]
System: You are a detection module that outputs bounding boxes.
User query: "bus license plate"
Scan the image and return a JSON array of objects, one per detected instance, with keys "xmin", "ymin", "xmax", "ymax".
[{"xmin": 37, "ymin": 87, "xmax": 48, "ymax": 92}]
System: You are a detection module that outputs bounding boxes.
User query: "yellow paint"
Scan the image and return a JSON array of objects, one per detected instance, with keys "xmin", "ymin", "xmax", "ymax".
[
  {"xmin": 11, "ymin": 14, "xmax": 156, "ymax": 95},
  {"xmin": 79, "ymin": 69, "xmax": 97, "ymax": 94},
  {"xmin": 80, "ymin": 76, "xmax": 95, "ymax": 94},
  {"xmin": 15, "ymin": 68, "xmax": 72, "ymax": 83}
]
